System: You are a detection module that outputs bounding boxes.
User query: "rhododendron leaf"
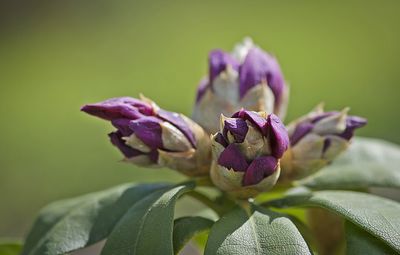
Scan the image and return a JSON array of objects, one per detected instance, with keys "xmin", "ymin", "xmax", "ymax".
[
  {"xmin": 101, "ymin": 183, "xmax": 194, "ymax": 255},
  {"xmin": 266, "ymin": 190, "xmax": 400, "ymax": 253},
  {"xmin": 173, "ymin": 216, "xmax": 214, "ymax": 254},
  {"xmin": 21, "ymin": 183, "xmax": 168, "ymax": 255},
  {"xmin": 345, "ymin": 221, "xmax": 395, "ymax": 255},
  {"xmin": 204, "ymin": 205, "xmax": 311, "ymax": 255}
]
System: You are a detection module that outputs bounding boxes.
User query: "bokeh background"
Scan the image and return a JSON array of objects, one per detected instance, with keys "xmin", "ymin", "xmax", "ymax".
[{"xmin": 1, "ymin": 0, "xmax": 399, "ymax": 239}]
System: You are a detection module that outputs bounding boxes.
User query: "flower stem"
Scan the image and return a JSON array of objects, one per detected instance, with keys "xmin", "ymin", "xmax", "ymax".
[{"xmin": 186, "ymin": 191, "xmax": 225, "ymax": 217}]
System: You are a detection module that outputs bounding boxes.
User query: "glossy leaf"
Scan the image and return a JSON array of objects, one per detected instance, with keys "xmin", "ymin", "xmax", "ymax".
[
  {"xmin": 22, "ymin": 183, "xmax": 168, "ymax": 255},
  {"xmin": 173, "ymin": 216, "xmax": 214, "ymax": 254},
  {"xmin": 267, "ymin": 190, "xmax": 400, "ymax": 253},
  {"xmin": 345, "ymin": 221, "xmax": 395, "ymax": 255},
  {"xmin": 101, "ymin": 183, "xmax": 194, "ymax": 255},
  {"xmin": 0, "ymin": 242, "xmax": 22, "ymax": 255},
  {"xmin": 204, "ymin": 204, "xmax": 311, "ymax": 255},
  {"xmin": 297, "ymin": 137, "xmax": 400, "ymax": 189}
]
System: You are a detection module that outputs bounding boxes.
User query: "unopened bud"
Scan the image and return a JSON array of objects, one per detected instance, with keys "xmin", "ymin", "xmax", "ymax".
[
  {"xmin": 193, "ymin": 38, "xmax": 289, "ymax": 134},
  {"xmin": 210, "ymin": 109, "xmax": 289, "ymax": 198},
  {"xmin": 82, "ymin": 96, "xmax": 211, "ymax": 176},
  {"xmin": 281, "ymin": 104, "xmax": 367, "ymax": 180}
]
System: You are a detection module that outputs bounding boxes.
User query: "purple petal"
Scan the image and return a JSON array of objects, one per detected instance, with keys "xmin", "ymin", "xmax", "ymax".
[
  {"xmin": 243, "ymin": 156, "xmax": 277, "ymax": 186},
  {"xmin": 232, "ymin": 109, "xmax": 267, "ymax": 132},
  {"xmin": 214, "ymin": 133, "xmax": 228, "ymax": 147},
  {"xmin": 223, "ymin": 118, "xmax": 249, "ymax": 143},
  {"xmin": 157, "ymin": 109, "xmax": 196, "ymax": 148},
  {"xmin": 128, "ymin": 116, "xmax": 163, "ymax": 149},
  {"xmin": 81, "ymin": 97, "xmax": 153, "ymax": 121},
  {"xmin": 218, "ymin": 144, "xmax": 249, "ymax": 172},
  {"xmin": 339, "ymin": 116, "xmax": 367, "ymax": 140},
  {"xmin": 209, "ymin": 49, "xmax": 239, "ymax": 84},
  {"xmin": 290, "ymin": 122, "xmax": 314, "ymax": 146},
  {"xmin": 111, "ymin": 119, "xmax": 133, "ymax": 137},
  {"xmin": 239, "ymin": 47, "xmax": 286, "ymax": 106},
  {"xmin": 267, "ymin": 114, "xmax": 289, "ymax": 158},
  {"xmin": 195, "ymin": 77, "xmax": 209, "ymax": 103},
  {"xmin": 108, "ymin": 131, "xmax": 143, "ymax": 158}
]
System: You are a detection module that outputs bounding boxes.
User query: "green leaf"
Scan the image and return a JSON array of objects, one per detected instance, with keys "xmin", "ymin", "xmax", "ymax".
[
  {"xmin": 0, "ymin": 242, "xmax": 22, "ymax": 255},
  {"xmin": 297, "ymin": 137, "xmax": 400, "ymax": 189},
  {"xmin": 101, "ymin": 183, "xmax": 194, "ymax": 255},
  {"xmin": 345, "ymin": 221, "xmax": 395, "ymax": 255},
  {"xmin": 173, "ymin": 216, "xmax": 214, "ymax": 254},
  {"xmin": 22, "ymin": 183, "xmax": 168, "ymax": 255},
  {"xmin": 267, "ymin": 190, "xmax": 400, "ymax": 253},
  {"xmin": 204, "ymin": 204, "xmax": 311, "ymax": 255}
]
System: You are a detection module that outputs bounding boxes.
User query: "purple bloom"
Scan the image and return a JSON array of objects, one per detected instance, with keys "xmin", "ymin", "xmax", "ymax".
[{"xmin": 212, "ymin": 110, "xmax": 289, "ymax": 187}]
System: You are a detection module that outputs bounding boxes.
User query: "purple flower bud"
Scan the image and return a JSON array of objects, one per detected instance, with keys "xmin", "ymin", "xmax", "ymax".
[
  {"xmin": 289, "ymin": 109, "xmax": 367, "ymax": 145},
  {"xmin": 193, "ymin": 38, "xmax": 289, "ymax": 134},
  {"xmin": 281, "ymin": 104, "xmax": 367, "ymax": 180},
  {"xmin": 210, "ymin": 110, "xmax": 289, "ymax": 198},
  {"xmin": 82, "ymin": 96, "xmax": 211, "ymax": 176},
  {"xmin": 239, "ymin": 47, "xmax": 286, "ymax": 106}
]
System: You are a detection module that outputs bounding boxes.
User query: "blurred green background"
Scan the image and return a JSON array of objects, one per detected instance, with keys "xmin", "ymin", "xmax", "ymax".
[{"xmin": 1, "ymin": 0, "xmax": 399, "ymax": 238}]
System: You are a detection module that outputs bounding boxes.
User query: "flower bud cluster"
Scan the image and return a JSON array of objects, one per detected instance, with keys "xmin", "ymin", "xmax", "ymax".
[{"xmin": 82, "ymin": 38, "xmax": 367, "ymax": 198}]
